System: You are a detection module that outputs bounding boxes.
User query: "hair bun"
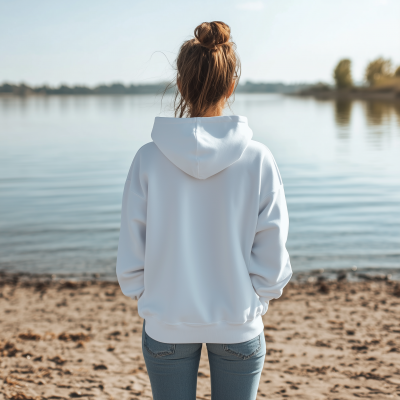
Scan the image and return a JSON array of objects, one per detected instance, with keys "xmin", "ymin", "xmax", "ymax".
[{"xmin": 194, "ymin": 21, "xmax": 231, "ymax": 50}]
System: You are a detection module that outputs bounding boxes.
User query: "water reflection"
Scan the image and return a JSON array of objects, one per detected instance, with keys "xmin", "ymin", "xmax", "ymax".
[
  {"xmin": 333, "ymin": 99, "xmax": 400, "ymax": 143},
  {"xmin": 335, "ymin": 100, "xmax": 352, "ymax": 139},
  {"xmin": 365, "ymin": 101, "xmax": 392, "ymax": 126},
  {"xmin": 394, "ymin": 102, "xmax": 400, "ymax": 126},
  {"xmin": 335, "ymin": 100, "xmax": 352, "ymax": 127},
  {"xmin": 334, "ymin": 99, "xmax": 400, "ymax": 129}
]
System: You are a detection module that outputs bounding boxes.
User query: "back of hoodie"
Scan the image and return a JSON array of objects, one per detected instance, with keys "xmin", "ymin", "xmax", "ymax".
[{"xmin": 116, "ymin": 115, "xmax": 292, "ymax": 344}]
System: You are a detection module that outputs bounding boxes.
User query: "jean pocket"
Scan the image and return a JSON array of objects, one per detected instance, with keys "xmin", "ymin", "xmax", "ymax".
[
  {"xmin": 144, "ymin": 331, "xmax": 176, "ymax": 358},
  {"xmin": 223, "ymin": 334, "xmax": 261, "ymax": 360}
]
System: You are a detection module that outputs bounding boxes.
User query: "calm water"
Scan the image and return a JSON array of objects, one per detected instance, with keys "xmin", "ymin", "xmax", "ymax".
[{"xmin": 0, "ymin": 94, "xmax": 399, "ymax": 276}]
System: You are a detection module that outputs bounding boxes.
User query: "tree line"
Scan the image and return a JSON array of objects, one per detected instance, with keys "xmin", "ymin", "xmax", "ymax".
[
  {"xmin": 0, "ymin": 82, "xmax": 171, "ymax": 96},
  {"xmin": 0, "ymin": 81, "xmax": 310, "ymax": 96},
  {"xmin": 334, "ymin": 57, "xmax": 400, "ymax": 89}
]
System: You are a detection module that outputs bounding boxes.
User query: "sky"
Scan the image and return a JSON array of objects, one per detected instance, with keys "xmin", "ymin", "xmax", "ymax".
[{"xmin": 1, "ymin": 0, "xmax": 399, "ymax": 86}]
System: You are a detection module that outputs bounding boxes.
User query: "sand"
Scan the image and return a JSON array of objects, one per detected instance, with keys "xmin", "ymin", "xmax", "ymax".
[{"xmin": 1, "ymin": 274, "xmax": 400, "ymax": 400}]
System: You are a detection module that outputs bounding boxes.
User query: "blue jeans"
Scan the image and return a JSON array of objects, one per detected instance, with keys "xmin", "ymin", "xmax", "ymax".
[{"xmin": 142, "ymin": 320, "xmax": 266, "ymax": 400}]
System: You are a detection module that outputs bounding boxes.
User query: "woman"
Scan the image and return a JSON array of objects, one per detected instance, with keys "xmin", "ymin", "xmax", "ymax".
[{"xmin": 116, "ymin": 21, "xmax": 292, "ymax": 400}]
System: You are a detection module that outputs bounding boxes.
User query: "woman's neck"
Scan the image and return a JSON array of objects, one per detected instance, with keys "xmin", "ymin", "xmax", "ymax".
[{"xmin": 201, "ymin": 101, "xmax": 225, "ymax": 117}]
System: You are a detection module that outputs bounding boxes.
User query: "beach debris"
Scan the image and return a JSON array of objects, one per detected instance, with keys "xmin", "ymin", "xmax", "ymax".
[
  {"xmin": 107, "ymin": 345, "xmax": 115, "ymax": 352},
  {"xmin": 36, "ymin": 367, "xmax": 51, "ymax": 378},
  {"xmin": 264, "ymin": 333, "xmax": 274, "ymax": 343},
  {"xmin": 4, "ymin": 376, "xmax": 22, "ymax": 387},
  {"xmin": 264, "ymin": 325, "xmax": 278, "ymax": 330},
  {"xmin": 129, "ymin": 365, "xmax": 146, "ymax": 375},
  {"xmin": 56, "ymin": 299, "xmax": 68, "ymax": 307},
  {"xmin": 18, "ymin": 332, "xmax": 41, "ymax": 341},
  {"xmin": 364, "ymin": 340, "xmax": 380, "ymax": 346},
  {"xmin": 318, "ymin": 283, "xmax": 330, "ymax": 294},
  {"xmin": 75, "ymin": 341, "xmax": 86, "ymax": 348},
  {"xmin": 337, "ymin": 272, "xmax": 347, "ymax": 281},
  {"xmin": 48, "ymin": 355, "xmax": 66, "ymax": 365},
  {"xmin": 59, "ymin": 281, "xmax": 79, "ymax": 289},
  {"xmin": 69, "ymin": 392, "xmax": 94, "ymax": 398},
  {"xmin": 80, "ymin": 324, "xmax": 92, "ymax": 332},
  {"xmin": 266, "ymin": 348, "xmax": 283, "ymax": 356},
  {"xmin": 93, "ymin": 364, "xmax": 108, "ymax": 370},
  {"xmin": 304, "ymin": 366, "xmax": 330, "ymax": 375},
  {"xmin": 34, "ymin": 281, "xmax": 49, "ymax": 292},
  {"xmin": 107, "ymin": 331, "xmax": 121, "ymax": 340},
  {"xmin": 358, "ymin": 273, "xmax": 391, "ymax": 282},
  {"xmin": 33, "ymin": 356, "xmax": 42, "ymax": 362},
  {"xmin": 328, "ymin": 320, "xmax": 344, "ymax": 325},
  {"xmin": 346, "ymin": 330, "xmax": 355, "ymax": 335},
  {"xmin": 351, "ymin": 345, "xmax": 368, "ymax": 352},
  {"xmin": 0, "ymin": 341, "xmax": 20, "ymax": 357},
  {"xmin": 7, "ymin": 393, "xmax": 39, "ymax": 400},
  {"xmin": 315, "ymin": 340, "xmax": 331, "ymax": 348},
  {"xmin": 44, "ymin": 331, "xmax": 56, "ymax": 340},
  {"xmin": 330, "ymin": 384, "xmax": 340, "ymax": 393},
  {"xmin": 58, "ymin": 332, "xmax": 90, "ymax": 342},
  {"xmin": 350, "ymin": 372, "xmax": 387, "ymax": 380},
  {"xmin": 393, "ymin": 284, "xmax": 400, "ymax": 297}
]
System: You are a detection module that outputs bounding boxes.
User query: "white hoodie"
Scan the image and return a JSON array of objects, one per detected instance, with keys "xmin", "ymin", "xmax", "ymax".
[{"xmin": 116, "ymin": 115, "xmax": 292, "ymax": 344}]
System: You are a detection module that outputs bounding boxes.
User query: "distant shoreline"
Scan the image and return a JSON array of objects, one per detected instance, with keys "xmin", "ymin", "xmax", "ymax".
[
  {"xmin": 292, "ymin": 86, "xmax": 400, "ymax": 102},
  {"xmin": 0, "ymin": 82, "xmax": 310, "ymax": 97}
]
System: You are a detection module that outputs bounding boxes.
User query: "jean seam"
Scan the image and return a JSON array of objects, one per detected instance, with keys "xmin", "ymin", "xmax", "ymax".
[
  {"xmin": 222, "ymin": 334, "xmax": 261, "ymax": 360},
  {"xmin": 144, "ymin": 334, "xmax": 176, "ymax": 358}
]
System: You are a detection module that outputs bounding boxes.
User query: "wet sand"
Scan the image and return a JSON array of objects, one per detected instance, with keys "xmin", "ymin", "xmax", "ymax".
[{"xmin": 1, "ymin": 275, "xmax": 400, "ymax": 399}]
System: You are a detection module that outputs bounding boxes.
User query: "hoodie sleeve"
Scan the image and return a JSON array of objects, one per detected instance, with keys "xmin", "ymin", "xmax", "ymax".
[
  {"xmin": 116, "ymin": 152, "xmax": 147, "ymax": 300},
  {"xmin": 248, "ymin": 151, "xmax": 292, "ymax": 314}
]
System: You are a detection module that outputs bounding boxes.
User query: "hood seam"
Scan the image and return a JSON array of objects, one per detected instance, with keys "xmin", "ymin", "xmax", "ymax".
[{"xmin": 151, "ymin": 116, "xmax": 253, "ymax": 180}]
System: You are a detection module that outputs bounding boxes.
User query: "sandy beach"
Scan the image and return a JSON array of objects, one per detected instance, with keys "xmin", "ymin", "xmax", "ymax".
[{"xmin": 1, "ymin": 274, "xmax": 400, "ymax": 400}]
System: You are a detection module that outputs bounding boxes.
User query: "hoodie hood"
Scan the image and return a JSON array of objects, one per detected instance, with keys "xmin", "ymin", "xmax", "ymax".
[{"xmin": 151, "ymin": 116, "xmax": 253, "ymax": 180}]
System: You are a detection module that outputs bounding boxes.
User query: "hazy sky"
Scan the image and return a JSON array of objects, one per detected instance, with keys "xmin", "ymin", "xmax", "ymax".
[{"xmin": 1, "ymin": 0, "xmax": 399, "ymax": 86}]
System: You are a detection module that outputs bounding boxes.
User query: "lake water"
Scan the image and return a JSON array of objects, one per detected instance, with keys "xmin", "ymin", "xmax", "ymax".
[{"xmin": 0, "ymin": 94, "xmax": 399, "ymax": 277}]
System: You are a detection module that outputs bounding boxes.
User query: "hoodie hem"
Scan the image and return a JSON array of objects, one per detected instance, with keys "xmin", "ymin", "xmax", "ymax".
[{"xmin": 143, "ymin": 315, "xmax": 265, "ymax": 344}]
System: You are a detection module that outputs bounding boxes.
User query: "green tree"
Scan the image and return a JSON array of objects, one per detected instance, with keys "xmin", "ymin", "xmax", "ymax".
[
  {"xmin": 333, "ymin": 59, "xmax": 353, "ymax": 89},
  {"xmin": 394, "ymin": 66, "xmax": 400, "ymax": 78},
  {"xmin": 364, "ymin": 57, "xmax": 392, "ymax": 86}
]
